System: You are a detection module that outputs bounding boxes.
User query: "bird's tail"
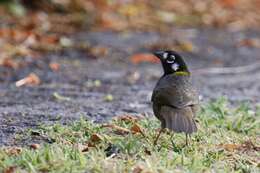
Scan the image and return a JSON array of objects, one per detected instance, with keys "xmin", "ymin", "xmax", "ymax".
[{"xmin": 160, "ymin": 106, "xmax": 197, "ymax": 134}]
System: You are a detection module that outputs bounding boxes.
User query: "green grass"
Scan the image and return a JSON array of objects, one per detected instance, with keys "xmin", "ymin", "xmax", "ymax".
[{"xmin": 0, "ymin": 97, "xmax": 259, "ymax": 173}]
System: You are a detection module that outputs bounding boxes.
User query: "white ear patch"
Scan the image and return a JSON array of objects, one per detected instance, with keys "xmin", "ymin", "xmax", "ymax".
[
  {"xmin": 171, "ymin": 63, "xmax": 179, "ymax": 71},
  {"xmin": 163, "ymin": 52, "xmax": 168, "ymax": 59}
]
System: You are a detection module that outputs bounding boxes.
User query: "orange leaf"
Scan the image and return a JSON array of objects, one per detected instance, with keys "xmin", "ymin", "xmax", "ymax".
[
  {"xmin": 130, "ymin": 53, "xmax": 160, "ymax": 64},
  {"xmin": 15, "ymin": 73, "xmax": 41, "ymax": 87},
  {"xmin": 130, "ymin": 123, "xmax": 143, "ymax": 134},
  {"xmin": 101, "ymin": 124, "xmax": 130, "ymax": 135},
  {"xmin": 40, "ymin": 35, "xmax": 59, "ymax": 44},
  {"xmin": 218, "ymin": 0, "xmax": 237, "ymax": 8},
  {"xmin": 49, "ymin": 62, "xmax": 60, "ymax": 71},
  {"xmin": 218, "ymin": 143, "xmax": 241, "ymax": 151}
]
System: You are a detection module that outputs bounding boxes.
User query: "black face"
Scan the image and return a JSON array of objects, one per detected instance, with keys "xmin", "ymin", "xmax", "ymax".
[{"xmin": 154, "ymin": 50, "xmax": 189, "ymax": 75}]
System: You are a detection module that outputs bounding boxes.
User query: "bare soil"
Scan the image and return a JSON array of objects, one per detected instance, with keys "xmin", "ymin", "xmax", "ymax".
[{"xmin": 1, "ymin": 28, "xmax": 260, "ymax": 146}]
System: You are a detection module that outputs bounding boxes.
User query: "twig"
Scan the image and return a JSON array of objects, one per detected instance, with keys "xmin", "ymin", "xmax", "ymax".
[{"xmin": 153, "ymin": 128, "xmax": 163, "ymax": 146}]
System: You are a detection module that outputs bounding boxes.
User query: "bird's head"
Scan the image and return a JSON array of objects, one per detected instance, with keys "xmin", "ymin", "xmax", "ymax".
[{"xmin": 153, "ymin": 50, "xmax": 190, "ymax": 75}]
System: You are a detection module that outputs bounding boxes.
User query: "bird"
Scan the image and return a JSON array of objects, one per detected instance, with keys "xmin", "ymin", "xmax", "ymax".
[{"xmin": 151, "ymin": 50, "xmax": 199, "ymax": 145}]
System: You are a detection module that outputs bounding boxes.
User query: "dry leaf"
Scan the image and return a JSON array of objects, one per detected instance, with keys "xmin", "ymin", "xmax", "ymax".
[
  {"xmin": 0, "ymin": 58, "xmax": 18, "ymax": 69},
  {"xmin": 114, "ymin": 114, "xmax": 141, "ymax": 123},
  {"xmin": 218, "ymin": 0, "xmax": 237, "ymax": 8},
  {"xmin": 90, "ymin": 46, "xmax": 109, "ymax": 57},
  {"xmin": 130, "ymin": 53, "xmax": 160, "ymax": 64},
  {"xmin": 4, "ymin": 147, "xmax": 22, "ymax": 156},
  {"xmin": 131, "ymin": 123, "xmax": 143, "ymax": 134},
  {"xmin": 87, "ymin": 142, "xmax": 96, "ymax": 148},
  {"xmin": 90, "ymin": 133, "xmax": 102, "ymax": 143},
  {"xmin": 15, "ymin": 73, "xmax": 41, "ymax": 87},
  {"xmin": 49, "ymin": 62, "xmax": 60, "ymax": 71},
  {"xmin": 30, "ymin": 143, "xmax": 41, "ymax": 150},
  {"xmin": 218, "ymin": 143, "xmax": 241, "ymax": 151},
  {"xmin": 40, "ymin": 35, "xmax": 59, "ymax": 44},
  {"xmin": 218, "ymin": 141, "xmax": 260, "ymax": 152},
  {"xmin": 3, "ymin": 166, "xmax": 17, "ymax": 173},
  {"xmin": 237, "ymin": 38, "xmax": 260, "ymax": 48},
  {"xmin": 101, "ymin": 124, "xmax": 130, "ymax": 135}
]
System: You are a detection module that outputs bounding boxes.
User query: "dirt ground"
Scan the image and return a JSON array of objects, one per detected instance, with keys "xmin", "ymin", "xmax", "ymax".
[{"xmin": 1, "ymin": 28, "xmax": 260, "ymax": 146}]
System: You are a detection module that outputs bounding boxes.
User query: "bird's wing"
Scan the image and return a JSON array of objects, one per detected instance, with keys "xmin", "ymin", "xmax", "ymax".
[{"xmin": 152, "ymin": 74, "xmax": 199, "ymax": 109}]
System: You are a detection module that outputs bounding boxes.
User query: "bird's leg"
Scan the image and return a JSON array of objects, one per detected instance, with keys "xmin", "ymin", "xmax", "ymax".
[
  {"xmin": 153, "ymin": 128, "xmax": 164, "ymax": 146},
  {"xmin": 185, "ymin": 134, "xmax": 189, "ymax": 146},
  {"xmin": 170, "ymin": 133, "xmax": 175, "ymax": 149}
]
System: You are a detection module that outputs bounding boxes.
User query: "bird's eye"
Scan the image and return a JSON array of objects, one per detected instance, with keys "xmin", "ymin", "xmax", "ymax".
[{"xmin": 166, "ymin": 55, "xmax": 175, "ymax": 63}]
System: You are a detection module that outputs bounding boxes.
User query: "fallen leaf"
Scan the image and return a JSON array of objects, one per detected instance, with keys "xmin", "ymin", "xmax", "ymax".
[
  {"xmin": 218, "ymin": 0, "xmax": 237, "ymax": 8},
  {"xmin": 101, "ymin": 124, "xmax": 130, "ymax": 135},
  {"xmin": 3, "ymin": 166, "xmax": 17, "ymax": 173},
  {"xmin": 15, "ymin": 73, "xmax": 40, "ymax": 87},
  {"xmin": 130, "ymin": 123, "xmax": 143, "ymax": 134},
  {"xmin": 49, "ymin": 62, "xmax": 60, "ymax": 71},
  {"xmin": 29, "ymin": 143, "xmax": 41, "ymax": 150},
  {"xmin": 40, "ymin": 34, "xmax": 59, "ymax": 44},
  {"xmin": 4, "ymin": 147, "xmax": 22, "ymax": 156},
  {"xmin": 90, "ymin": 46, "xmax": 108, "ymax": 57},
  {"xmin": 90, "ymin": 133, "xmax": 102, "ymax": 143},
  {"xmin": 218, "ymin": 143, "xmax": 241, "ymax": 151},
  {"xmin": 87, "ymin": 142, "xmax": 96, "ymax": 148},
  {"xmin": 130, "ymin": 53, "xmax": 160, "ymax": 64},
  {"xmin": 0, "ymin": 58, "xmax": 18, "ymax": 69},
  {"xmin": 237, "ymin": 38, "xmax": 260, "ymax": 48},
  {"xmin": 114, "ymin": 114, "xmax": 141, "ymax": 123}
]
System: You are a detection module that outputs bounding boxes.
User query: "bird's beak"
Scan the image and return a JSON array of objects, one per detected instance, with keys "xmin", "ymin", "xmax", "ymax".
[{"xmin": 153, "ymin": 51, "xmax": 164, "ymax": 59}]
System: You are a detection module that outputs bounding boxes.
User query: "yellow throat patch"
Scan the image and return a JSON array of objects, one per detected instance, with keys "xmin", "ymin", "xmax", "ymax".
[{"xmin": 174, "ymin": 71, "xmax": 190, "ymax": 76}]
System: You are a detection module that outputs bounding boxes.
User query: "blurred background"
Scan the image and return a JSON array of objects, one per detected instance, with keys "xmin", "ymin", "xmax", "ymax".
[{"xmin": 0, "ymin": 0, "xmax": 260, "ymax": 145}]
